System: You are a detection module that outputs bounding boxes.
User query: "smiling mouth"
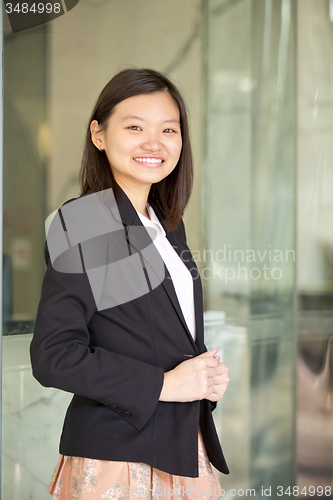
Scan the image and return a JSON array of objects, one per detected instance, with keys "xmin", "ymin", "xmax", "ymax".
[{"xmin": 133, "ymin": 157, "xmax": 165, "ymax": 166}]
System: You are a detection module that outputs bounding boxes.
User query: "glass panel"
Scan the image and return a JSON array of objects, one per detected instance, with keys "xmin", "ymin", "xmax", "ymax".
[
  {"xmin": 2, "ymin": 21, "xmax": 52, "ymax": 499},
  {"xmin": 0, "ymin": 0, "xmax": 3, "ymax": 493},
  {"xmin": 3, "ymin": 24, "xmax": 47, "ymax": 335},
  {"xmin": 296, "ymin": 0, "xmax": 333, "ymax": 491},
  {"xmin": 203, "ymin": 0, "xmax": 297, "ymax": 497}
]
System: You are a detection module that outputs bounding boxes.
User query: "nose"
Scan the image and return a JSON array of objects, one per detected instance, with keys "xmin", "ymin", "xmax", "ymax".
[{"xmin": 141, "ymin": 133, "xmax": 163, "ymax": 152}]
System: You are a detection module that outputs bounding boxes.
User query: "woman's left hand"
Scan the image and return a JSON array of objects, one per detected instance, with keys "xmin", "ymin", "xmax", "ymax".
[{"xmin": 207, "ymin": 354, "xmax": 230, "ymax": 402}]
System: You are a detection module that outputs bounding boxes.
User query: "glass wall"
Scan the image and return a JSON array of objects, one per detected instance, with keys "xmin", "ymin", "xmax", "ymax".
[
  {"xmin": 203, "ymin": 0, "xmax": 297, "ymax": 496},
  {"xmin": 2, "ymin": 14, "xmax": 54, "ymax": 500},
  {"xmin": 296, "ymin": 0, "xmax": 333, "ymax": 492},
  {"xmin": 1, "ymin": 0, "xmax": 333, "ymax": 499}
]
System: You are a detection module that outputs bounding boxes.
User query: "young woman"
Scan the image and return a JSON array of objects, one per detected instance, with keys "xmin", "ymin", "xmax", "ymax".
[{"xmin": 30, "ymin": 68, "xmax": 230, "ymax": 499}]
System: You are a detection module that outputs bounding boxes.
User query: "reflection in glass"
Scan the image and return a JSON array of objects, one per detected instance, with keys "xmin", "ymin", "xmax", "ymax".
[{"xmin": 3, "ymin": 24, "xmax": 48, "ymax": 335}]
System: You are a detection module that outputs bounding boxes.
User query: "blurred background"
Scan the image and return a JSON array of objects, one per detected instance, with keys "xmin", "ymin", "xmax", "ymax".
[{"xmin": 1, "ymin": 0, "xmax": 332, "ymax": 498}]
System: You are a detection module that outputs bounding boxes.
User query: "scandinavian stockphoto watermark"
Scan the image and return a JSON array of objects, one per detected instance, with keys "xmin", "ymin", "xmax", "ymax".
[
  {"xmin": 45, "ymin": 187, "xmax": 296, "ymax": 311},
  {"xmin": 175, "ymin": 245, "xmax": 296, "ymax": 283},
  {"xmin": 4, "ymin": 0, "xmax": 80, "ymax": 34},
  {"xmin": 184, "ymin": 245, "xmax": 296, "ymax": 283}
]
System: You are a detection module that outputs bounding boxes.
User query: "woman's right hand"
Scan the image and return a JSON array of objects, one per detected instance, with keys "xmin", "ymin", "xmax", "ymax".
[{"xmin": 159, "ymin": 346, "xmax": 222, "ymax": 402}]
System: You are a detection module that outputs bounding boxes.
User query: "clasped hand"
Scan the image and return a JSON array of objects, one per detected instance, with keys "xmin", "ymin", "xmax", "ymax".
[{"xmin": 159, "ymin": 346, "xmax": 230, "ymax": 403}]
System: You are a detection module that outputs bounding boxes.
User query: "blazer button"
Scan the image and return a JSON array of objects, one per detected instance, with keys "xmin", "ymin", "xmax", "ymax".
[
  {"xmin": 122, "ymin": 410, "xmax": 131, "ymax": 417},
  {"xmin": 109, "ymin": 404, "xmax": 117, "ymax": 410}
]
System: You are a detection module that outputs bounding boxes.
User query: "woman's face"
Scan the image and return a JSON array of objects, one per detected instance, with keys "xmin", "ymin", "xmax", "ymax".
[{"xmin": 92, "ymin": 91, "xmax": 182, "ymax": 192}]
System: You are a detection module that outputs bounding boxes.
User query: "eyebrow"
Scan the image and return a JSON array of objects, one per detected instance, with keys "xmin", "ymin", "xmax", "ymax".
[{"xmin": 121, "ymin": 114, "xmax": 180, "ymax": 125}]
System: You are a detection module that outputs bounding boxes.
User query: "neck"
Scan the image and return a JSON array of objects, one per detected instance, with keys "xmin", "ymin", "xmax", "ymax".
[{"xmin": 115, "ymin": 178, "xmax": 151, "ymax": 219}]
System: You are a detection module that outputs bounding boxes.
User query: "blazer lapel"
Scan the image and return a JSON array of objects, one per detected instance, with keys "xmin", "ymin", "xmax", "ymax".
[
  {"xmin": 162, "ymin": 231, "xmax": 201, "ymax": 355},
  {"xmin": 84, "ymin": 186, "xmax": 202, "ymax": 354},
  {"xmin": 148, "ymin": 199, "xmax": 202, "ymax": 355}
]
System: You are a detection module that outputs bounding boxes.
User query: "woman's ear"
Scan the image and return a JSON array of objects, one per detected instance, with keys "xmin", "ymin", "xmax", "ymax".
[{"xmin": 90, "ymin": 120, "xmax": 104, "ymax": 151}]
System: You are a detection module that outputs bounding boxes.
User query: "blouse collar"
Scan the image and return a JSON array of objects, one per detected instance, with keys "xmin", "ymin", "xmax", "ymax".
[{"xmin": 136, "ymin": 204, "xmax": 166, "ymax": 237}]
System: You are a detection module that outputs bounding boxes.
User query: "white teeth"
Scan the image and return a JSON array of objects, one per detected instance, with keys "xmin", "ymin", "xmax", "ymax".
[{"xmin": 134, "ymin": 157, "xmax": 163, "ymax": 163}]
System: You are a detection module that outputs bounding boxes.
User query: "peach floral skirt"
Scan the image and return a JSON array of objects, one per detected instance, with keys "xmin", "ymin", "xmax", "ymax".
[{"xmin": 47, "ymin": 429, "xmax": 224, "ymax": 499}]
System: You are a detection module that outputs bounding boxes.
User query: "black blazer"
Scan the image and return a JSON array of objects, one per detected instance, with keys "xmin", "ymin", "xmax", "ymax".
[{"xmin": 30, "ymin": 185, "xmax": 229, "ymax": 478}]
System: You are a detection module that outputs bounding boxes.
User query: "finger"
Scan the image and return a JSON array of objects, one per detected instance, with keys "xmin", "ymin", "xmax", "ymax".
[
  {"xmin": 215, "ymin": 362, "xmax": 229, "ymax": 374},
  {"xmin": 200, "ymin": 357, "xmax": 219, "ymax": 368},
  {"xmin": 206, "ymin": 392, "xmax": 219, "ymax": 402},
  {"xmin": 208, "ymin": 384, "xmax": 228, "ymax": 399},
  {"xmin": 198, "ymin": 346, "xmax": 218, "ymax": 358},
  {"xmin": 213, "ymin": 374, "xmax": 230, "ymax": 386},
  {"xmin": 214, "ymin": 368, "xmax": 230, "ymax": 379},
  {"xmin": 205, "ymin": 366, "xmax": 218, "ymax": 377}
]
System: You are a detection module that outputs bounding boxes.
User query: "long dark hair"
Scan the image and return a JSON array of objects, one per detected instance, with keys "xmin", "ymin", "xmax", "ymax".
[{"xmin": 79, "ymin": 68, "xmax": 193, "ymax": 232}]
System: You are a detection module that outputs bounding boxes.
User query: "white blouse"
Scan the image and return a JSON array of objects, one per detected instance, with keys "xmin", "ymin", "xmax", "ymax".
[{"xmin": 136, "ymin": 204, "xmax": 196, "ymax": 341}]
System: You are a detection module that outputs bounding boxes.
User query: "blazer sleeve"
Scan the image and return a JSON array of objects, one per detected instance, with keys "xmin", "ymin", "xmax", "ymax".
[{"xmin": 30, "ymin": 239, "xmax": 165, "ymax": 432}]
